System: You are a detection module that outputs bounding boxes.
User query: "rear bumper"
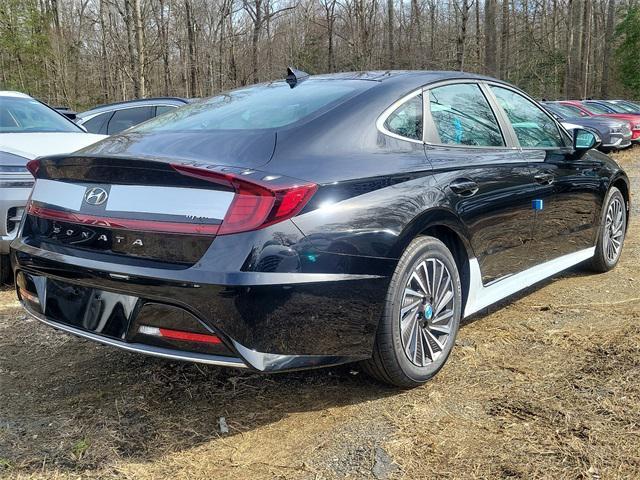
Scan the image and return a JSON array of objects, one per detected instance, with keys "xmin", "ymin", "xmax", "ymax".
[
  {"xmin": 23, "ymin": 306, "xmax": 248, "ymax": 368},
  {"xmin": 11, "ymin": 238, "xmax": 390, "ymax": 372}
]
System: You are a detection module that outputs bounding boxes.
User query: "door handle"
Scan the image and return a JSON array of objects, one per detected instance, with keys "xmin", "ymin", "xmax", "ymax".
[
  {"xmin": 534, "ymin": 172, "xmax": 554, "ymax": 185},
  {"xmin": 449, "ymin": 179, "xmax": 479, "ymax": 197}
]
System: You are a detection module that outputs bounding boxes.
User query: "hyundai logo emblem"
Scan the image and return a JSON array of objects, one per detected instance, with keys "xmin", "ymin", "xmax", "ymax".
[{"xmin": 84, "ymin": 187, "xmax": 108, "ymax": 206}]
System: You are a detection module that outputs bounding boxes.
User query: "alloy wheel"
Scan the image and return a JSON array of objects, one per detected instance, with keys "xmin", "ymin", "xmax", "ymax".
[
  {"xmin": 400, "ymin": 258, "xmax": 456, "ymax": 367},
  {"xmin": 604, "ymin": 196, "xmax": 625, "ymax": 264}
]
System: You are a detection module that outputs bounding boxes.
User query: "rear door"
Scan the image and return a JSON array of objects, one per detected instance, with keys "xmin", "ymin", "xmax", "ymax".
[
  {"xmin": 424, "ymin": 81, "xmax": 539, "ymax": 284},
  {"xmin": 487, "ymin": 84, "xmax": 602, "ymax": 260}
]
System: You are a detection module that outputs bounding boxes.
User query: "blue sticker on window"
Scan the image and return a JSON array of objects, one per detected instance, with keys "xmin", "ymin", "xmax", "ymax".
[{"xmin": 454, "ymin": 117, "xmax": 463, "ymax": 143}]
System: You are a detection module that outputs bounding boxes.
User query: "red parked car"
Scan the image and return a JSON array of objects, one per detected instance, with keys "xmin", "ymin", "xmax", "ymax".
[{"xmin": 559, "ymin": 100, "xmax": 640, "ymax": 143}]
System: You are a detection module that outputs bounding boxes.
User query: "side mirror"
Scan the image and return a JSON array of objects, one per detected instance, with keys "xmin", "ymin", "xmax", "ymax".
[{"xmin": 573, "ymin": 128, "xmax": 600, "ymax": 151}]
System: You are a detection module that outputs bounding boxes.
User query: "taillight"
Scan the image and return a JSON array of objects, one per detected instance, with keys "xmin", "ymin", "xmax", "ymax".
[
  {"xmin": 171, "ymin": 164, "xmax": 317, "ymax": 235},
  {"xmin": 26, "ymin": 159, "xmax": 40, "ymax": 177}
]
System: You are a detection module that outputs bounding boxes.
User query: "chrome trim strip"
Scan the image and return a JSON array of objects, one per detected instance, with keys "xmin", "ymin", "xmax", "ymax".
[
  {"xmin": 23, "ymin": 305, "xmax": 248, "ymax": 368},
  {"xmin": 32, "ymin": 180, "xmax": 234, "ymax": 221},
  {"xmin": 31, "ymin": 179, "xmax": 86, "ymax": 211},
  {"xmin": 106, "ymin": 185, "xmax": 233, "ymax": 220},
  {"xmin": 464, "ymin": 247, "xmax": 596, "ymax": 317}
]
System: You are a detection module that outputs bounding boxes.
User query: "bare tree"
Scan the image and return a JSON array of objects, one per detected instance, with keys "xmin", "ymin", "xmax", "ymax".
[
  {"xmin": 600, "ymin": 0, "xmax": 616, "ymax": 97},
  {"xmin": 484, "ymin": 0, "xmax": 497, "ymax": 75}
]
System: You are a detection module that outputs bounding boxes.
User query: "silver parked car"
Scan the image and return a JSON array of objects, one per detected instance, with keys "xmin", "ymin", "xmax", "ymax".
[
  {"xmin": 0, "ymin": 91, "xmax": 106, "ymax": 282},
  {"xmin": 76, "ymin": 97, "xmax": 189, "ymax": 135}
]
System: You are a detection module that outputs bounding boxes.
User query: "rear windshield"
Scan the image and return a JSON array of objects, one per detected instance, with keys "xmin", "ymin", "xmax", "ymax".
[
  {"xmin": 0, "ymin": 97, "xmax": 81, "ymax": 133},
  {"xmin": 132, "ymin": 80, "xmax": 365, "ymax": 132}
]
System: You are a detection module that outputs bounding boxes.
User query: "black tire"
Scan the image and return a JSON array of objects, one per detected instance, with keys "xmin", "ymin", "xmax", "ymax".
[
  {"xmin": 0, "ymin": 254, "xmax": 11, "ymax": 285},
  {"xmin": 361, "ymin": 236, "xmax": 462, "ymax": 388},
  {"xmin": 590, "ymin": 186, "xmax": 626, "ymax": 273}
]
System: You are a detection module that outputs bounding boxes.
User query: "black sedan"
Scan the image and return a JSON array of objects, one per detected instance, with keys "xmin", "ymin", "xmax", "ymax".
[{"xmin": 12, "ymin": 70, "xmax": 630, "ymax": 387}]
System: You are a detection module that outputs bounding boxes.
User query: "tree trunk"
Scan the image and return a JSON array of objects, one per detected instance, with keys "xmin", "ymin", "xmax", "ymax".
[
  {"xmin": 600, "ymin": 0, "xmax": 615, "ymax": 97},
  {"xmin": 485, "ymin": 0, "xmax": 498, "ymax": 76},
  {"xmin": 99, "ymin": 0, "xmax": 109, "ymax": 102},
  {"xmin": 475, "ymin": 0, "xmax": 481, "ymax": 68},
  {"xmin": 132, "ymin": 0, "xmax": 145, "ymax": 97},
  {"xmin": 185, "ymin": 0, "xmax": 197, "ymax": 96},
  {"xmin": 499, "ymin": 0, "xmax": 509, "ymax": 78},
  {"xmin": 387, "ymin": 0, "xmax": 394, "ymax": 68},
  {"xmin": 124, "ymin": 0, "xmax": 139, "ymax": 97},
  {"xmin": 456, "ymin": 0, "xmax": 470, "ymax": 71}
]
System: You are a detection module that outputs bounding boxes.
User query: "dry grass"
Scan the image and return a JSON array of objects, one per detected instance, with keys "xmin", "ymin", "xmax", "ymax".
[{"xmin": 1, "ymin": 148, "xmax": 639, "ymax": 479}]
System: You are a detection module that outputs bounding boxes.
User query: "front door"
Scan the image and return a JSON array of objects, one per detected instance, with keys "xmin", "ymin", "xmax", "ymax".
[{"xmin": 487, "ymin": 85, "xmax": 602, "ymax": 261}]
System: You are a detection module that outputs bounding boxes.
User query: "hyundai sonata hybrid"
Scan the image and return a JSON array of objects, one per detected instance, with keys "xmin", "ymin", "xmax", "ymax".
[{"xmin": 11, "ymin": 70, "xmax": 629, "ymax": 387}]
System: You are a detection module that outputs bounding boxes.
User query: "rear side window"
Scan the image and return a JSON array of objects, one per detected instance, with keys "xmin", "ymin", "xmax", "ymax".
[
  {"xmin": 107, "ymin": 106, "xmax": 154, "ymax": 134},
  {"xmin": 132, "ymin": 81, "xmax": 365, "ymax": 132},
  {"xmin": 428, "ymin": 83, "xmax": 504, "ymax": 147},
  {"xmin": 82, "ymin": 112, "xmax": 112, "ymax": 134},
  {"xmin": 490, "ymin": 86, "xmax": 564, "ymax": 148},
  {"xmin": 384, "ymin": 94, "xmax": 423, "ymax": 141},
  {"xmin": 155, "ymin": 105, "xmax": 178, "ymax": 116}
]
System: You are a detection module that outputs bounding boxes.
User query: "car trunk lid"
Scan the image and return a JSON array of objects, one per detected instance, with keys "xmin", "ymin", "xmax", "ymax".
[{"xmin": 23, "ymin": 155, "xmax": 316, "ymax": 266}]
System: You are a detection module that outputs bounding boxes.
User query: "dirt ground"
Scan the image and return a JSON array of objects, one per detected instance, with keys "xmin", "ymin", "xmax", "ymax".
[{"xmin": 1, "ymin": 149, "xmax": 639, "ymax": 480}]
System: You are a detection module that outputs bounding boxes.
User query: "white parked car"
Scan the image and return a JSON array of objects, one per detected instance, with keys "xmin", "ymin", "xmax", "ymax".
[{"xmin": 0, "ymin": 91, "xmax": 106, "ymax": 282}]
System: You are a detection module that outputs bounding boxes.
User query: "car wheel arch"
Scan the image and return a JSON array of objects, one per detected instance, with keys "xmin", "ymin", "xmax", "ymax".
[
  {"xmin": 391, "ymin": 209, "xmax": 475, "ymax": 313},
  {"xmin": 611, "ymin": 175, "xmax": 631, "ymax": 225}
]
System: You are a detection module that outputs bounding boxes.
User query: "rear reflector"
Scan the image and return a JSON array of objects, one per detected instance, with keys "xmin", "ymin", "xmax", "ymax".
[
  {"xmin": 138, "ymin": 325, "xmax": 222, "ymax": 344},
  {"xmin": 171, "ymin": 164, "xmax": 317, "ymax": 235}
]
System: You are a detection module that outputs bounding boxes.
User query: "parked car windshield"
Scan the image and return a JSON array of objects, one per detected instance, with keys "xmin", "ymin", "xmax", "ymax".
[
  {"xmin": 611, "ymin": 102, "xmax": 638, "ymax": 113},
  {"xmin": 132, "ymin": 81, "xmax": 365, "ymax": 132},
  {"xmin": 548, "ymin": 103, "xmax": 587, "ymax": 118},
  {"xmin": 602, "ymin": 102, "xmax": 631, "ymax": 114},
  {"xmin": 0, "ymin": 97, "xmax": 81, "ymax": 133},
  {"xmin": 585, "ymin": 102, "xmax": 615, "ymax": 114}
]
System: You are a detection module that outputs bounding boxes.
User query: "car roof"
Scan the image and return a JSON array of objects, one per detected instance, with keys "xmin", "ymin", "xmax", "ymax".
[
  {"xmin": 78, "ymin": 97, "xmax": 189, "ymax": 117},
  {"xmin": 0, "ymin": 91, "xmax": 33, "ymax": 99},
  {"xmin": 308, "ymin": 70, "xmax": 492, "ymax": 81}
]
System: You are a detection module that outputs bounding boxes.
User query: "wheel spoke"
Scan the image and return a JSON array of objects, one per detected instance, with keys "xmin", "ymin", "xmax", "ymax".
[
  {"xmin": 411, "ymin": 271, "xmax": 429, "ymax": 297},
  {"xmin": 420, "ymin": 261, "xmax": 432, "ymax": 296},
  {"xmin": 424, "ymin": 329, "xmax": 445, "ymax": 351},
  {"xmin": 401, "ymin": 299, "xmax": 421, "ymax": 318},
  {"xmin": 428, "ymin": 323, "xmax": 451, "ymax": 335},
  {"xmin": 432, "ymin": 309, "xmax": 453, "ymax": 324},
  {"xmin": 434, "ymin": 289, "xmax": 453, "ymax": 316},
  {"xmin": 433, "ymin": 260, "xmax": 444, "ymax": 302},
  {"xmin": 404, "ymin": 288, "xmax": 424, "ymax": 299}
]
